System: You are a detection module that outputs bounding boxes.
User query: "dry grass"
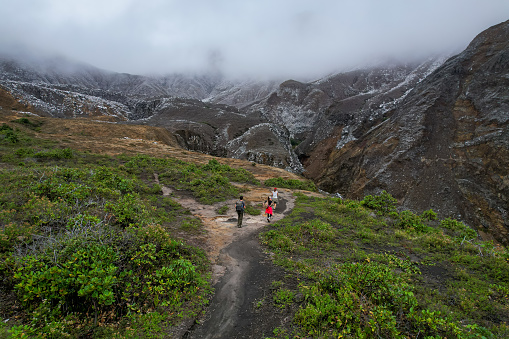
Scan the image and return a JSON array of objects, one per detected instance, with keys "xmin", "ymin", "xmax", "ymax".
[{"xmin": 0, "ymin": 93, "xmax": 302, "ymax": 182}]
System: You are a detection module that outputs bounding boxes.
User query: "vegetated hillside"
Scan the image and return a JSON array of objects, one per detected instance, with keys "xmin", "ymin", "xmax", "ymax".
[
  {"xmin": 258, "ymin": 191, "xmax": 509, "ymax": 338},
  {"xmin": 0, "ymin": 110, "xmax": 269, "ymax": 338},
  {"xmin": 0, "ymin": 63, "xmax": 300, "ymax": 171},
  {"xmin": 0, "ymin": 111, "xmax": 507, "ymax": 338},
  {"xmin": 287, "ymin": 20, "xmax": 509, "ymax": 246}
]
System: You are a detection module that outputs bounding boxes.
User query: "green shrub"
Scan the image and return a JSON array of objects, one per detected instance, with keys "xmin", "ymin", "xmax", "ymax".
[
  {"xmin": 273, "ymin": 288, "xmax": 295, "ymax": 309},
  {"xmin": 180, "ymin": 217, "xmax": 202, "ymax": 231},
  {"xmin": 261, "ymin": 219, "xmax": 337, "ymax": 254},
  {"xmin": 15, "ymin": 147, "xmax": 35, "ymax": 158},
  {"xmin": 245, "ymin": 204, "xmax": 261, "ymax": 216},
  {"xmin": 125, "ymin": 311, "xmax": 168, "ymax": 339},
  {"xmin": 9, "ymin": 221, "xmax": 210, "ymax": 336},
  {"xmin": 33, "ymin": 177, "xmax": 93, "ymax": 202},
  {"xmin": 34, "ymin": 148, "xmax": 74, "ymax": 159},
  {"xmin": 0, "ymin": 222, "xmax": 37, "ymax": 252},
  {"xmin": 0, "ymin": 124, "xmax": 19, "ymax": 144},
  {"xmin": 264, "ymin": 177, "xmax": 317, "ymax": 192},
  {"xmin": 440, "ymin": 218, "xmax": 477, "ymax": 240},
  {"xmin": 189, "ymin": 174, "xmax": 238, "ymax": 204},
  {"xmin": 92, "ymin": 166, "xmax": 135, "ymax": 194},
  {"xmin": 202, "ymin": 159, "xmax": 259, "ymax": 184},
  {"xmin": 421, "ymin": 209, "xmax": 438, "ymax": 221},
  {"xmin": 396, "ymin": 210, "xmax": 430, "ymax": 233},
  {"xmin": 361, "ymin": 190, "xmax": 397, "ymax": 215},
  {"xmin": 21, "ymin": 194, "xmax": 72, "ymax": 228},
  {"xmin": 12, "ymin": 117, "xmax": 43, "ymax": 130},
  {"xmin": 105, "ymin": 193, "xmax": 152, "ymax": 227},
  {"xmin": 296, "ymin": 261, "xmax": 417, "ymax": 337},
  {"xmin": 14, "ymin": 244, "xmax": 119, "ymax": 325},
  {"xmin": 216, "ymin": 205, "xmax": 229, "ymax": 215},
  {"xmin": 261, "ymin": 230, "xmax": 296, "ymax": 253}
]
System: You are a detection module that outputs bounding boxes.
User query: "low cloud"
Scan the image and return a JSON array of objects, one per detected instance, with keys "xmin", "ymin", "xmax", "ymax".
[{"xmin": 1, "ymin": 0, "xmax": 508, "ymax": 79}]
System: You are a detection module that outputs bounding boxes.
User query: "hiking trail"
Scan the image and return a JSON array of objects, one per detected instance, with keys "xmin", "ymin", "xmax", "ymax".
[{"xmin": 154, "ymin": 174, "xmax": 296, "ymax": 338}]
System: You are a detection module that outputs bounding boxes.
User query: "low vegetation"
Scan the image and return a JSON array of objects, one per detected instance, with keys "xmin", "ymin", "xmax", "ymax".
[
  {"xmin": 1, "ymin": 117, "xmax": 508, "ymax": 338},
  {"xmin": 264, "ymin": 177, "xmax": 317, "ymax": 192},
  {"xmin": 261, "ymin": 192, "xmax": 509, "ymax": 338},
  {"xmin": 0, "ymin": 119, "xmax": 259, "ymax": 337}
]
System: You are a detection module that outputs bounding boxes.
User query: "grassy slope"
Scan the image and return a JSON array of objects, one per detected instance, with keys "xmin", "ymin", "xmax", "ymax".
[
  {"xmin": 0, "ymin": 114, "xmax": 265, "ymax": 337},
  {"xmin": 0, "ymin": 108, "xmax": 507, "ymax": 338},
  {"xmin": 259, "ymin": 193, "xmax": 509, "ymax": 338}
]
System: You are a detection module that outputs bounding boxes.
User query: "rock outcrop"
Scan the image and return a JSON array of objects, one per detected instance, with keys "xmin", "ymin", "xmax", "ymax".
[{"xmin": 301, "ymin": 20, "xmax": 509, "ymax": 245}]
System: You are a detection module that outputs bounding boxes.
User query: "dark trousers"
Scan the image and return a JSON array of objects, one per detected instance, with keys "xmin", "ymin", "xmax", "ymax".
[{"xmin": 237, "ymin": 211, "xmax": 243, "ymax": 227}]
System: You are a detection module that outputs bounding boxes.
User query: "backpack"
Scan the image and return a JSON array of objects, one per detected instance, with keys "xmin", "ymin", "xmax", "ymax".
[{"xmin": 235, "ymin": 200, "xmax": 244, "ymax": 212}]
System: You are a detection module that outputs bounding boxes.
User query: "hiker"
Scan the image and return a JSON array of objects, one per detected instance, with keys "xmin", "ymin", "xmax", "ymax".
[
  {"xmin": 272, "ymin": 187, "xmax": 278, "ymax": 210},
  {"xmin": 265, "ymin": 196, "xmax": 273, "ymax": 222},
  {"xmin": 235, "ymin": 196, "xmax": 245, "ymax": 228}
]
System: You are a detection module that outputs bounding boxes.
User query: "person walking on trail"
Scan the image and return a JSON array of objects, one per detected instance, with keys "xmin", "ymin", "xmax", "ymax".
[
  {"xmin": 265, "ymin": 196, "xmax": 273, "ymax": 223},
  {"xmin": 235, "ymin": 196, "xmax": 246, "ymax": 228},
  {"xmin": 272, "ymin": 187, "xmax": 278, "ymax": 210}
]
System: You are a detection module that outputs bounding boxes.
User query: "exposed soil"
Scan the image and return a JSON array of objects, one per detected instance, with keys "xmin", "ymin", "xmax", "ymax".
[
  {"xmin": 153, "ymin": 171, "xmax": 302, "ymax": 338},
  {"xmin": 184, "ymin": 212, "xmax": 290, "ymax": 339},
  {"xmin": 0, "ymin": 110, "xmax": 309, "ymax": 337}
]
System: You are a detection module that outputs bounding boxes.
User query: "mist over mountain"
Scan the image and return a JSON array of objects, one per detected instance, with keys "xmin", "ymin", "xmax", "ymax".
[{"xmin": 2, "ymin": 0, "xmax": 507, "ymax": 78}]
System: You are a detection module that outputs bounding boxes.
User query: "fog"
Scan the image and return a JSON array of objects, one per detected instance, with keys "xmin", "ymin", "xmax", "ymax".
[{"xmin": 1, "ymin": 0, "xmax": 508, "ymax": 79}]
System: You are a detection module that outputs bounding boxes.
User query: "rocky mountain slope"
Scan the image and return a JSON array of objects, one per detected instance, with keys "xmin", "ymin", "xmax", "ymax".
[
  {"xmin": 0, "ymin": 56, "xmax": 301, "ymax": 171},
  {"xmin": 1, "ymin": 20, "xmax": 508, "ymax": 244},
  {"xmin": 246, "ymin": 58, "xmax": 447, "ymax": 161},
  {"xmin": 0, "ymin": 52, "xmax": 445, "ymax": 176},
  {"xmin": 293, "ymin": 20, "xmax": 509, "ymax": 245}
]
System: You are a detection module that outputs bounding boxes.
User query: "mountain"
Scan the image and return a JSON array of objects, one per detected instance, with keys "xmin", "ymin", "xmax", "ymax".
[
  {"xmin": 1, "ymin": 20, "xmax": 508, "ymax": 244},
  {"xmin": 246, "ymin": 57, "xmax": 447, "ymax": 160},
  {"xmin": 289, "ymin": 20, "xmax": 509, "ymax": 245},
  {"xmin": 0, "ymin": 55, "xmax": 302, "ymax": 171}
]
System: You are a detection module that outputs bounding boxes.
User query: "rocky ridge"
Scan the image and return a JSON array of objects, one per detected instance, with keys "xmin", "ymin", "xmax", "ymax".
[
  {"xmin": 1, "ymin": 20, "xmax": 508, "ymax": 244},
  {"xmin": 297, "ymin": 20, "xmax": 509, "ymax": 245},
  {"xmin": 0, "ymin": 56, "xmax": 301, "ymax": 171}
]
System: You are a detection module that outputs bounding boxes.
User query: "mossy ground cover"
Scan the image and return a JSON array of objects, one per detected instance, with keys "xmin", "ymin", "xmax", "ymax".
[
  {"xmin": 0, "ymin": 120, "xmax": 260, "ymax": 337},
  {"xmin": 264, "ymin": 177, "xmax": 317, "ymax": 192},
  {"xmin": 260, "ymin": 192, "xmax": 509, "ymax": 338}
]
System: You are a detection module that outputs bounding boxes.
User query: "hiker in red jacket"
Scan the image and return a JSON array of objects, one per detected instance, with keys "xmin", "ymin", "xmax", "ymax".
[{"xmin": 265, "ymin": 196, "xmax": 273, "ymax": 222}]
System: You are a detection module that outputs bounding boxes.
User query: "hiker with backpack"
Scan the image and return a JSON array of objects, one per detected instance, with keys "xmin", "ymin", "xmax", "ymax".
[
  {"xmin": 235, "ymin": 196, "xmax": 246, "ymax": 228},
  {"xmin": 272, "ymin": 187, "xmax": 278, "ymax": 210}
]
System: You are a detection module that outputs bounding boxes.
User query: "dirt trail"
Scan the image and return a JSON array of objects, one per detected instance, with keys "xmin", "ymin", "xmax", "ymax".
[
  {"xmin": 187, "ymin": 193, "xmax": 294, "ymax": 339},
  {"xmin": 155, "ymin": 175, "xmax": 295, "ymax": 338}
]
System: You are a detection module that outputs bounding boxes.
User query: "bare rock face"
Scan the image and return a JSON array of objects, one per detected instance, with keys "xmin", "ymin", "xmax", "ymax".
[
  {"xmin": 306, "ymin": 20, "xmax": 509, "ymax": 245},
  {"xmin": 248, "ymin": 58, "xmax": 446, "ymax": 156},
  {"xmin": 0, "ymin": 57, "xmax": 300, "ymax": 171},
  {"xmin": 204, "ymin": 79, "xmax": 281, "ymax": 108},
  {"xmin": 124, "ymin": 97, "xmax": 301, "ymax": 170}
]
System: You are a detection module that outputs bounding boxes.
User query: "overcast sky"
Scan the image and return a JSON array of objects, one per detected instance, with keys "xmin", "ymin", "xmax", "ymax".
[{"xmin": 1, "ymin": 0, "xmax": 508, "ymax": 79}]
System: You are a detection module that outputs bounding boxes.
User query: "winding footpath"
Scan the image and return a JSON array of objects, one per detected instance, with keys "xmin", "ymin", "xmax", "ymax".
[{"xmin": 155, "ymin": 175, "xmax": 295, "ymax": 338}]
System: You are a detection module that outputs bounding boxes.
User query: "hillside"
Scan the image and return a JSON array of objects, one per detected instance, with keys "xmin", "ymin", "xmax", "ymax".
[
  {"xmin": 0, "ymin": 108, "xmax": 304, "ymax": 337},
  {"xmin": 299, "ymin": 20, "xmax": 509, "ymax": 246},
  {"xmin": 0, "ymin": 109, "xmax": 507, "ymax": 338}
]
